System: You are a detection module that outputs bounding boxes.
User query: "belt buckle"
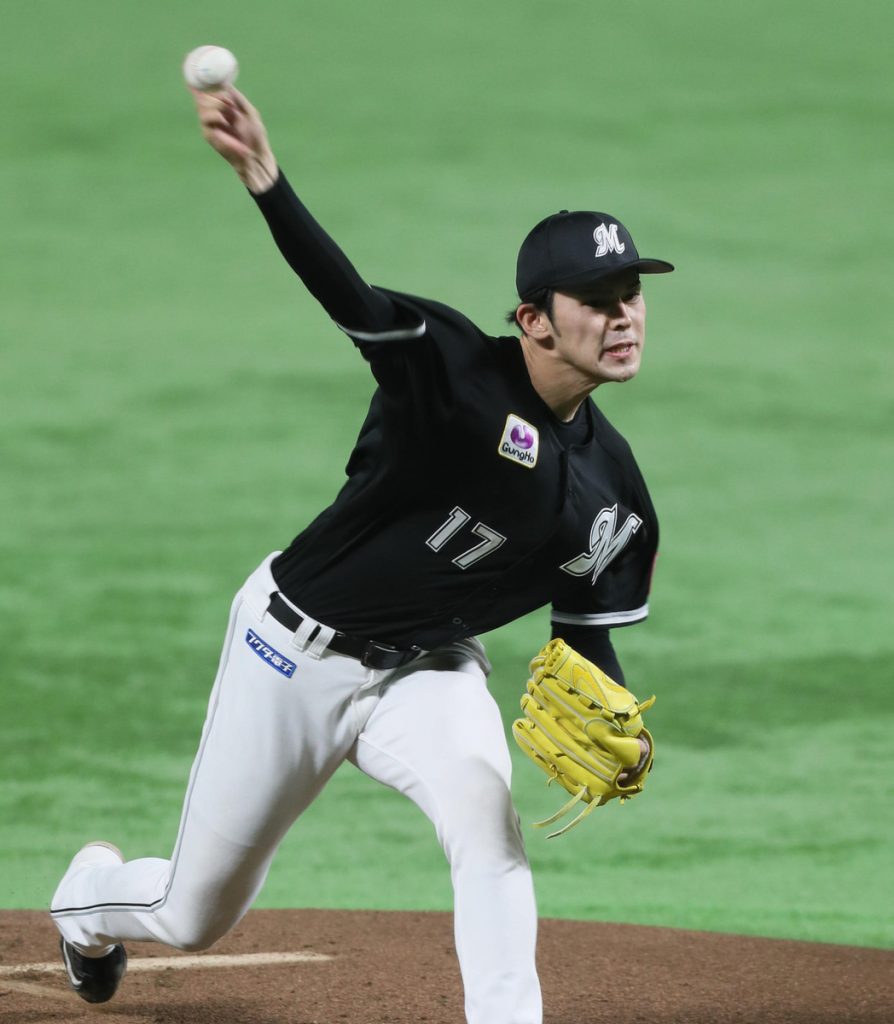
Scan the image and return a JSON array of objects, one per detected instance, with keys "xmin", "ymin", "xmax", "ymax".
[
  {"xmin": 360, "ymin": 641, "xmax": 397, "ymax": 669},
  {"xmin": 360, "ymin": 641, "xmax": 422, "ymax": 669}
]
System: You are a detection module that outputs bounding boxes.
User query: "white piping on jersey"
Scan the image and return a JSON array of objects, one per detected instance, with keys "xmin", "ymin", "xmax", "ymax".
[
  {"xmin": 551, "ymin": 603, "xmax": 649, "ymax": 627},
  {"xmin": 335, "ymin": 320, "xmax": 427, "ymax": 342}
]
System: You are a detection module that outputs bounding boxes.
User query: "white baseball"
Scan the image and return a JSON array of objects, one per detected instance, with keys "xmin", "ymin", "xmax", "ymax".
[{"xmin": 183, "ymin": 45, "xmax": 239, "ymax": 91}]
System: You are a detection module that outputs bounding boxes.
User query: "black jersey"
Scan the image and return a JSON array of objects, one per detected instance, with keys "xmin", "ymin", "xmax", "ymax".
[
  {"xmin": 254, "ymin": 173, "xmax": 658, "ymax": 657},
  {"xmin": 272, "ymin": 288, "xmax": 657, "ymax": 651}
]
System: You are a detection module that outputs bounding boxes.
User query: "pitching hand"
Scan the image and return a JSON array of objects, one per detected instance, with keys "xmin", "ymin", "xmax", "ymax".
[{"xmin": 188, "ymin": 86, "xmax": 278, "ymax": 194}]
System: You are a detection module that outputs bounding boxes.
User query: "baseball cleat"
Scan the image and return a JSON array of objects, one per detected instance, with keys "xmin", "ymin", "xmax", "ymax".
[
  {"xmin": 60, "ymin": 935, "xmax": 127, "ymax": 1003},
  {"xmin": 55, "ymin": 841, "xmax": 128, "ymax": 1002}
]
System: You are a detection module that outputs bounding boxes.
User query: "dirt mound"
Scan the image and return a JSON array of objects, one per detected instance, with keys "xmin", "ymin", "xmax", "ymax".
[{"xmin": 1, "ymin": 909, "xmax": 891, "ymax": 1023}]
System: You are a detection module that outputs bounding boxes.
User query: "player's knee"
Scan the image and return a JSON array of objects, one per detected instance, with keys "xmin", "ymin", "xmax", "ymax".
[
  {"xmin": 437, "ymin": 760, "xmax": 527, "ymax": 863},
  {"xmin": 163, "ymin": 917, "xmax": 228, "ymax": 952},
  {"xmin": 448, "ymin": 756, "xmax": 514, "ymax": 820}
]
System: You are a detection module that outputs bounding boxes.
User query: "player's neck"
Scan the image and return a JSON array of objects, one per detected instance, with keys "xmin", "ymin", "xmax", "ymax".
[{"xmin": 518, "ymin": 335, "xmax": 597, "ymax": 422}]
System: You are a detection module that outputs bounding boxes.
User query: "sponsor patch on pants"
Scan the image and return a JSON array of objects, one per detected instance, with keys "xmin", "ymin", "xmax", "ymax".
[{"xmin": 245, "ymin": 629, "xmax": 296, "ymax": 678}]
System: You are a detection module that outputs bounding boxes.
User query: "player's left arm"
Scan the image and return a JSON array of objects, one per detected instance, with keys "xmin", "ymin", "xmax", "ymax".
[
  {"xmin": 547, "ymin": 620, "xmax": 650, "ymax": 772},
  {"xmin": 549, "ymin": 501, "xmax": 656, "ymax": 681},
  {"xmin": 549, "ymin": 538, "xmax": 657, "ymax": 774},
  {"xmin": 549, "ymin": 622, "xmax": 625, "ymax": 684},
  {"xmin": 549, "ymin": 562, "xmax": 650, "ymax": 686}
]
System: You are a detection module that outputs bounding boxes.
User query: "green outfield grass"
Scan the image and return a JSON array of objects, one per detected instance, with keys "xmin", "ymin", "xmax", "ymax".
[{"xmin": 2, "ymin": 0, "xmax": 892, "ymax": 948}]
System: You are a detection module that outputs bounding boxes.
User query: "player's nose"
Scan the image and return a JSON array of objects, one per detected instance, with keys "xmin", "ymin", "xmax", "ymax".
[{"xmin": 605, "ymin": 298, "xmax": 632, "ymax": 326}]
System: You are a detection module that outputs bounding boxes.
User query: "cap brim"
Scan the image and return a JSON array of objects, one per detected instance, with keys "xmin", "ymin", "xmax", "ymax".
[
  {"xmin": 544, "ymin": 258, "xmax": 675, "ymax": 293},
  {"xmin": 631, "ymin": 258, "xmax": 675, "ymax": 275}
]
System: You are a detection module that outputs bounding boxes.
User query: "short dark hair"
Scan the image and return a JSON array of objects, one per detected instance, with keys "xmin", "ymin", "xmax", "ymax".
[{"xmin": 504, "ymin": 287, "xmax": 555, "ymax": 333}]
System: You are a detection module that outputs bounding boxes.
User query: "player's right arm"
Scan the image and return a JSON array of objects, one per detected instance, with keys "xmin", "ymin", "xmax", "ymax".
[{"xmin": 188, "ymin": 86, "xmax": 417, "ymax": 338}]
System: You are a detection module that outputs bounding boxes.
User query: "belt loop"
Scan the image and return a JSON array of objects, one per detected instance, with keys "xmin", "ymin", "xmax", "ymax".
[
  {"xmin": 307, "ymin": 624, "xmax": 335, "ymax": 660},
  {"xmin": 290, "ymin": 616, "xmax": 320, "ymax": 654}
]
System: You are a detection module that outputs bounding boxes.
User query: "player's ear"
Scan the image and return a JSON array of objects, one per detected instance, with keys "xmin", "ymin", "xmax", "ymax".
[{"xmin": 516, "ymin": 303, "xmax": 552, "ymax": 341}]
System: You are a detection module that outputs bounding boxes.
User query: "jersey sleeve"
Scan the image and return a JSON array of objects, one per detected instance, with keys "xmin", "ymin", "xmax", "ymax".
[
  {"xmin": 250, "ymin": 171, "xmax": 425, "ymax": 342},
  {"xmin": 551, "ymin": 540, "xmax": 656, "ymax": 632},
  {"xmin": 334, "ymin": 287, "xmax": 483, "ymax": 403}
]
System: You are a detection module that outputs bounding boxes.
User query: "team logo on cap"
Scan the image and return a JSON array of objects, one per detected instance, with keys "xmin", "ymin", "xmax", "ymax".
[
  {"xmin": 498, "ymin": 414, "xmax": 539, "ymax": 469},
  {"xmin": 594, "ymin": 222, "xmax": 626, "ymax": 258}
]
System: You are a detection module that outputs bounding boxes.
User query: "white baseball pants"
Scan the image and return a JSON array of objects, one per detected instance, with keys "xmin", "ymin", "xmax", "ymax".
[{"xmin": 51, "ymin": 553, "xmax": 542, "ymax": 1024}]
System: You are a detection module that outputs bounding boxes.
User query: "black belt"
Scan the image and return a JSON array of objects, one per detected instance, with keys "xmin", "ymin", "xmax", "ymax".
[{"xmin": 267, "ymin": 594, "xmax": 423, "ymax": 671}]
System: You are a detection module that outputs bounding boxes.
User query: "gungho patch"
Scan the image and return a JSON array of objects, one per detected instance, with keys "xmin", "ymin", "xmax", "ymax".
[{"xmin": 497, "ymin": 414, "xmax": 539, "ymax": 469}]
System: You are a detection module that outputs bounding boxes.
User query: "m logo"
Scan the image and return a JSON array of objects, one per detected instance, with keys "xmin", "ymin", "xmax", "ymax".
[
  {"xmin": 593, "ymin": 222, "xmax": 626, "ymax": 259},
  {"xmin": 560, "ymin": 505, "xmax": 642, "ymax": 583}
]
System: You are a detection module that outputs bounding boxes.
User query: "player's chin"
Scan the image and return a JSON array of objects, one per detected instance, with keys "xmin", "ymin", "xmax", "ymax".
[{"xmin": 598, "ymin": 352, "xmax": 642, "ymax": 383}]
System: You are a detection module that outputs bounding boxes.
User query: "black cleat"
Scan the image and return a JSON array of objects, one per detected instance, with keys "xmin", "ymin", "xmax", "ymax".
[{"xmin": 60, "ymin": 935, "xmax": 127, "ymax": 1003}]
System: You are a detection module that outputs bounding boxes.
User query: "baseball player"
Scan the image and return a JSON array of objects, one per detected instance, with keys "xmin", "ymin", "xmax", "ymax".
[{"xmin": 50, "ymin": 85, "xmax": 672, "ymax": 1024}]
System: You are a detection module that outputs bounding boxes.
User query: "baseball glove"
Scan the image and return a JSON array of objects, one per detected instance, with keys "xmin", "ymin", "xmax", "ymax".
[{"xmin": 512, "ymin": 638, "xmax": 655, "ymax": 837}]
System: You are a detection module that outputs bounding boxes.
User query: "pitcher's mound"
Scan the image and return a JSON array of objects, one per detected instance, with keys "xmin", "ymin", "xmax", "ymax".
[{"xmin": 1, "ymin": 909, "xmax": 891, "ymax": 1023}]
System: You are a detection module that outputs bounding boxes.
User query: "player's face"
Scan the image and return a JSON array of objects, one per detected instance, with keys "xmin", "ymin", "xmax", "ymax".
[{"xmin": 550, "ymin": 273, "xmax": 646, "ymax": 385}]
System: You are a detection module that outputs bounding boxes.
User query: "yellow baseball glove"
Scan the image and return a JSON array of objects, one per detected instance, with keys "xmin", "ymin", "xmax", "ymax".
[{"xmin": 512, "ymin": 638, "xmax": 656, "ymax": 837}]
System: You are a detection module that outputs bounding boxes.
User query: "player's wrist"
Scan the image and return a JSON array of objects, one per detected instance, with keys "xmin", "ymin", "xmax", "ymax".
[{"xmin": 240, "ymin": 152, "xmax": 279, "ymax": 194}]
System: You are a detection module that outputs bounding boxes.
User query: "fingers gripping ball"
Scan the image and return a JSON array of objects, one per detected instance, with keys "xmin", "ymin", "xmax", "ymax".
[
  {"xmin": 183, "ymin": 45, "xmax": 239, "ymax": 91},
  {"xmin": 512, "ymin": 639, "xmax": 656, "ymax": 837}
]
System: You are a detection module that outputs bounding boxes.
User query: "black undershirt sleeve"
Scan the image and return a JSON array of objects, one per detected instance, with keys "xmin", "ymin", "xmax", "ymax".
[
  {"xmin": 250, "ymin": 170, "xmax": 401, "ymax": 334},
  {"xmin": 550, "ymin": 624, "xmax": 626, "ymax": 686}
]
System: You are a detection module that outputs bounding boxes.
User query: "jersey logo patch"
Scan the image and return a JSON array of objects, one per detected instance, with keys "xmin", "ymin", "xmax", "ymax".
[
  {"xmin": 245, "ymin": 629, "xmax": 297, "ymax": 678},
  {"xmin": 498, "ymin": 414, "xmax": 539, "ymax": 469},
  {"xmin": 560, "ymin": 504, "xmax": 642, "ymax": 584}
]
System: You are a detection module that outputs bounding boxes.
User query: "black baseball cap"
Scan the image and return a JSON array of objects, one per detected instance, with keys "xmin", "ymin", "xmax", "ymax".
[{"xmin": 516, "ymin": 210, "xmax": 674, "ymax": 297}]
